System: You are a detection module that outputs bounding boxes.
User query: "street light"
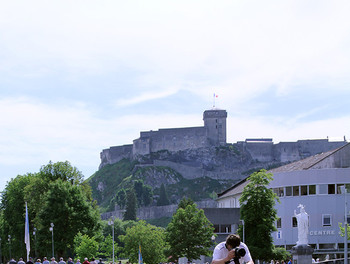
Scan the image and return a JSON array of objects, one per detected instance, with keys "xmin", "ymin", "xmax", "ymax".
[
  {"xmin": 7, "ymin": 235, "xmax": 11, "ymax": 260},
  {"xmin": 33, "ymin": 227, "xmax": 37, "ymax": 259},
  {"xmin": 240, "ymin": 220, "xmax": 245, "ymax": 243},
  {"xmin": 341, "ymin": 185, "xmax": 348, "ymax": 264},
  {"xmin": 108, "ymin": 217, "xmax": 115, "ymax": 264},
  {"xmin": 49, "ymin": 223, "xmax": 54, "ymax": 258}
]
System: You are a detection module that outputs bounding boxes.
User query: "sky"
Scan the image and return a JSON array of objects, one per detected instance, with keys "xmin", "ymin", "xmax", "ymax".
[{"xmin": 1, "ymin": 1, "xmax": 350, "ymax": 191}]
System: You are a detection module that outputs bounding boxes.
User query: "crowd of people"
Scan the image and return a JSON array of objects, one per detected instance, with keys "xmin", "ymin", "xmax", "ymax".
[{"xmin": 7, "ymin": 257, "xmax": 116, "ymax": 264}]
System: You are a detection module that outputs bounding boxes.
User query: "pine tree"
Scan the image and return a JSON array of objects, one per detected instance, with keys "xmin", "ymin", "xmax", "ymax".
[
  {"xmin": 157, "ymin": 183, "xmax": 170, "ymax": 206},
  {"xmin": 123, "ymin": 188, "xmax": 137, "ymax": 221}
]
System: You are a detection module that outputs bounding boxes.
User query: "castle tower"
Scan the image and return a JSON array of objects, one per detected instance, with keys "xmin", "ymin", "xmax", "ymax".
[{"xmin": 203, "ymin": 109, "xmax": 227, "ymax": 145}]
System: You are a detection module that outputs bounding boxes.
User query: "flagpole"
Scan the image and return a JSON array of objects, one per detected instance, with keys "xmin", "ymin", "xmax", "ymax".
[{"xmin": 25, "ymin": 202, "xmax": 30, "ymax": 261}]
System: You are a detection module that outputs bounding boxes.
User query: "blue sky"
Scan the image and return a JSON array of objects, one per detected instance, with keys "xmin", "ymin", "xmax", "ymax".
[{"xmin": 1, "ymin": 0, "xmax": 350, "ymax": 191}]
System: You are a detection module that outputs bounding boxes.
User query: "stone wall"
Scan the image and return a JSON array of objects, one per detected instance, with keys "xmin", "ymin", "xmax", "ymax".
[
  {"xmin": 99, "ymin": 144, "xmax": 133, "ymax": 169},
  {"xmin": 100, "ymin": 199, "xmax": 218, "ymax": 220},
  {"xmin": 133, "ymin": 126, "xmax": 207, "ymax": 157}
]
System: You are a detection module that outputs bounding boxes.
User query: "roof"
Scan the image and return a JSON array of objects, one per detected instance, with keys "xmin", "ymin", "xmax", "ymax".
[
  {"xmin": 217, "ymin": 142, "xmax": 350, "ymax": 199},
  {"xmin": 268, "ymin": 143, "xmax": 349, "ymax": 173},
  {"xmin": 217, "ymin": 178, "xmax": 249, "ymax": 199}
]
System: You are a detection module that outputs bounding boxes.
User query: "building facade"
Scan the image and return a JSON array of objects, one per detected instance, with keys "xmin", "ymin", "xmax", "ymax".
[{"xmin": 217, "ymin": 143, "xmax": 350, "ymax": 259}]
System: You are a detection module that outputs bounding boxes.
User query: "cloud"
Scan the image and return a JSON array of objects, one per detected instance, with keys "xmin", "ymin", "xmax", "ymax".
[{"xmin": 115, "ymin": 88, "xmax": 179, "ymax": 107}]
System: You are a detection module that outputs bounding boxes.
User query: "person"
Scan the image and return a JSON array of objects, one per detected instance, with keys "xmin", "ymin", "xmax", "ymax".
[
  {"xmin": 58, "ymin": 258, "xmax": 66, "ymax": 264},
  {"xmin": 211, "ymin": 234, "xmax": 254, "ymax": 264},
  {"xmin": 26, "ymin": 258, "xmax": 34, "ymax": 264},
  {"xmin": 50, "ymin": 258, "xmax": 57, "ymax": 264},
  {"xmin": 89, "ymin": 258, "xmax": 96, "ymax": 264},
  {"xmin": 75, "ymin": 260, "xmax": 81, "ymax": 264},
  {"xmin": 82, "ymin": 258, "xmax": 90, "ymax": 264},
  {"xmin": 18, "ymin": 258, "xmax": 25, "ymax": 264},
  {"xmin": 67, "ymin": 258, "xmax": 73, "ymax": 264},
  {"xmin": 43, "ymin": 257, "xmax": 50, "ymax": 264},
  {"xmin": 97, "ymin": 259, "xmax": 104, "ymax": 264},
  {"xmin": 294, "ymin": 204, "xmax": 309, "ymax": 245},
  {"xmin": 9, "ymin": 258, "xmax": 17, "ymax": 264},
  {"xmin": 35, "ymin": 259, "xmax": 42, "ymax": 264}
]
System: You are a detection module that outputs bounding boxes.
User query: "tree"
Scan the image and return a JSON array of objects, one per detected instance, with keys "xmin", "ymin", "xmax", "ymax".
[
  {"xmin": 338, "ymin": 222, "xmax": 350, "ymax": 240},
  {"xmin": 0, "ymin": 161, "xmax": 101, "ymax": 259},
  {"xmin": 119, "ymin": 220, "xmax": 167, "ymax": 264},
  {"xmin": 157, "ymin": 183, "xmax": 170, "ymax": 206},
  {"xmin": 177, "ymin": 197, "xmax": 193, "ymax": 209},
  {"xmin": 116, "ymin": 189, "xmax": 127, "ymax": 209},
  {"xmin": 74, "ymin": 232, "xmax": 99, "ymax": 260},
  {"xmin": 133, "ymin": 180, "xmax": 153, "ymax": 207},
  {"xmin": 123, "ymin": 188, "xmax": 137, "ymax": 221},
  {"xmin": 165, "ymin": 199, "xmax": 215, "ymax": 262},
  {"xmin": 36, "ymin": 180, "xmax": 101, "ymax": 257},
  {"xmin": 238, "ymin": 169, "xmax": 280, "ymax": 261}
]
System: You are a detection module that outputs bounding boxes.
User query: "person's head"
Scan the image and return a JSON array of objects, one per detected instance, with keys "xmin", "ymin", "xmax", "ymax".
[
  {"xmin": 44, "ymin": 258, "xmax": 47, "ymax": 261},
  {"xmin": 225, "ymin": 234, "xmax": 241, "ymax": 250},
  {"xmin": 37, "ymin": 259, "xmax": 41, "ymax": 263},
  {"xmin": 51, "ymin": 258, "xmax": 55, "ymax": 261}
]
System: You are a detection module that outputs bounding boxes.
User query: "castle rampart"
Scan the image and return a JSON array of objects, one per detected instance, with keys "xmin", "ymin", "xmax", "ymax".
[
  {"xmin": 99, "ymin": 144, "xmax": 133, "ymax": 169},
  {"xmin": 133, "ymin": 126, "xmax": 207, "ymax": 157},
  {"xmin": 99, "ymin": 109, "xmax": 347, "ymax": 171}
]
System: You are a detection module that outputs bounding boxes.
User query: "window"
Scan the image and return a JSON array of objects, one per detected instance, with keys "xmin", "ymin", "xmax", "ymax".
[
  {"xmin": 220, "ymin": 224, "xmax": 231, "ymax": 233},
  {"xmin": 328, "ymin": 184, "xmax": 335, "ymax": 194},
  {"xmin": 319, "ymin": 184, "xmax": 328, "ymax": 194},
  {"xmin": 292, "ymin": 217, "xmax": 297, "ymax": 227},
  {"xmin": 273, "ymin": 187, "xmax": 284, "ymax": 197},
  {"xmin": 337, "ymin": 184, "xmax": 350, "ymax": 194},
  {"xmin": 301, "ymin": 185, "xmax": 307, "ymax": 196},
  {"xmin": 277, "ymin": 218, "xmax": 282, "ymax": 228},
  {"xmin": 285, "ymin": 186, "xmax": 292, "ymax": 196},
  {"xmin": 309, "ymin": 185, "xmax": 316, "ymax": 195},
  {"xmin": 323, "ymin": 214, "xmax": 332, "ymax": 226},
  {"xmin": 214, "ymin": 225, "xmax": 220, "ymax": 233},
  {"xmin": 293, "ymin": 186, "xmax": 299, "ymax": 196}
]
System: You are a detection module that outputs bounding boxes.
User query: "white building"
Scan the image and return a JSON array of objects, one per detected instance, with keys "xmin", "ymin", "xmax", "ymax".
[{"xmin": 217, "ymin": 142, "xmax": 350, "ymax": 258}]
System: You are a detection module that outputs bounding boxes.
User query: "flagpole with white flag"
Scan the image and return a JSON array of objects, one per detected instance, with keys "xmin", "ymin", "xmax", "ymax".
[{"xmin": 25, "ymin": 202, "xmax": 30, "ymax": 261}]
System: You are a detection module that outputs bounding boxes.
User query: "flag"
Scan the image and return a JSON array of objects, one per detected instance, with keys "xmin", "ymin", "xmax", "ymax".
[
  {"xmin": 25, "ymin": 202, "xmax": 30, "ymax": 261},
  {"xmin": 214, "ymin": 93, "xmax": 218, "ymax": 98},
  {"xmin": 138, "ymin": 244, "xmax": 143, "ymax": 264}
]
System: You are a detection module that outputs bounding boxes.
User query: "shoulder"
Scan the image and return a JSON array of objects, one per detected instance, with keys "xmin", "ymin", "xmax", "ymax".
[{"xmin": 215, "ymin": 241, "xmax": 226, "ymax": 249}]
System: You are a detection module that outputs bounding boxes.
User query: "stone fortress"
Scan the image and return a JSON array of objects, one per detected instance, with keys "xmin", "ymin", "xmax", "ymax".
[{"xmin": 99, "ymin": 108, "xmax": 347, "ymax": 170}]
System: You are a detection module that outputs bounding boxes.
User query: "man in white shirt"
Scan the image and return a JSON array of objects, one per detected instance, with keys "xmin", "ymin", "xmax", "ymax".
[{"xmin": 212, "ymin": 234, "xmax": 254, "ymax": 264}]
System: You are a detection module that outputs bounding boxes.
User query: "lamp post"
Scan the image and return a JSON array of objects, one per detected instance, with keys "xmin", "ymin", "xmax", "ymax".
[
  {"xmin": 49, "ymin": 223, "xmax": 54, "ymax": 258},
  {"xmin": 240, "ymin": 220, "xmax": 245, "ymax": 243},
  {"xmin": 7, "ymin": 235, "xmax": 11, "ymax": 260},
  {"xmin": 108, "ymin": 217, "xmax": 115, "ymax": 264},
  {"xmin": 33, "ymin": 227, "xmax": 37, "ymax": 259},
  {"xmin": 341, "ymin": 186, "xmax": 348, "ymax": 264}
]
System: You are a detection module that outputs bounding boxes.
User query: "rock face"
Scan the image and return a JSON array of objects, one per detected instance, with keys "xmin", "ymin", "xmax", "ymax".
[{"xmin": 100, "ymin": 139, "xmax": 347, "ymax": 182}]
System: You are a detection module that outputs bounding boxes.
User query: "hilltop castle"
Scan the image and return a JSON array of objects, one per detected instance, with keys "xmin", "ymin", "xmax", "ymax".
[
  {"xmin": 100, "ymin": 109, "xmax": 227, "ymax": 168},
  {"xmin": 99, "ymin": 109, "xmax": 347, "ymax": 170}
]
